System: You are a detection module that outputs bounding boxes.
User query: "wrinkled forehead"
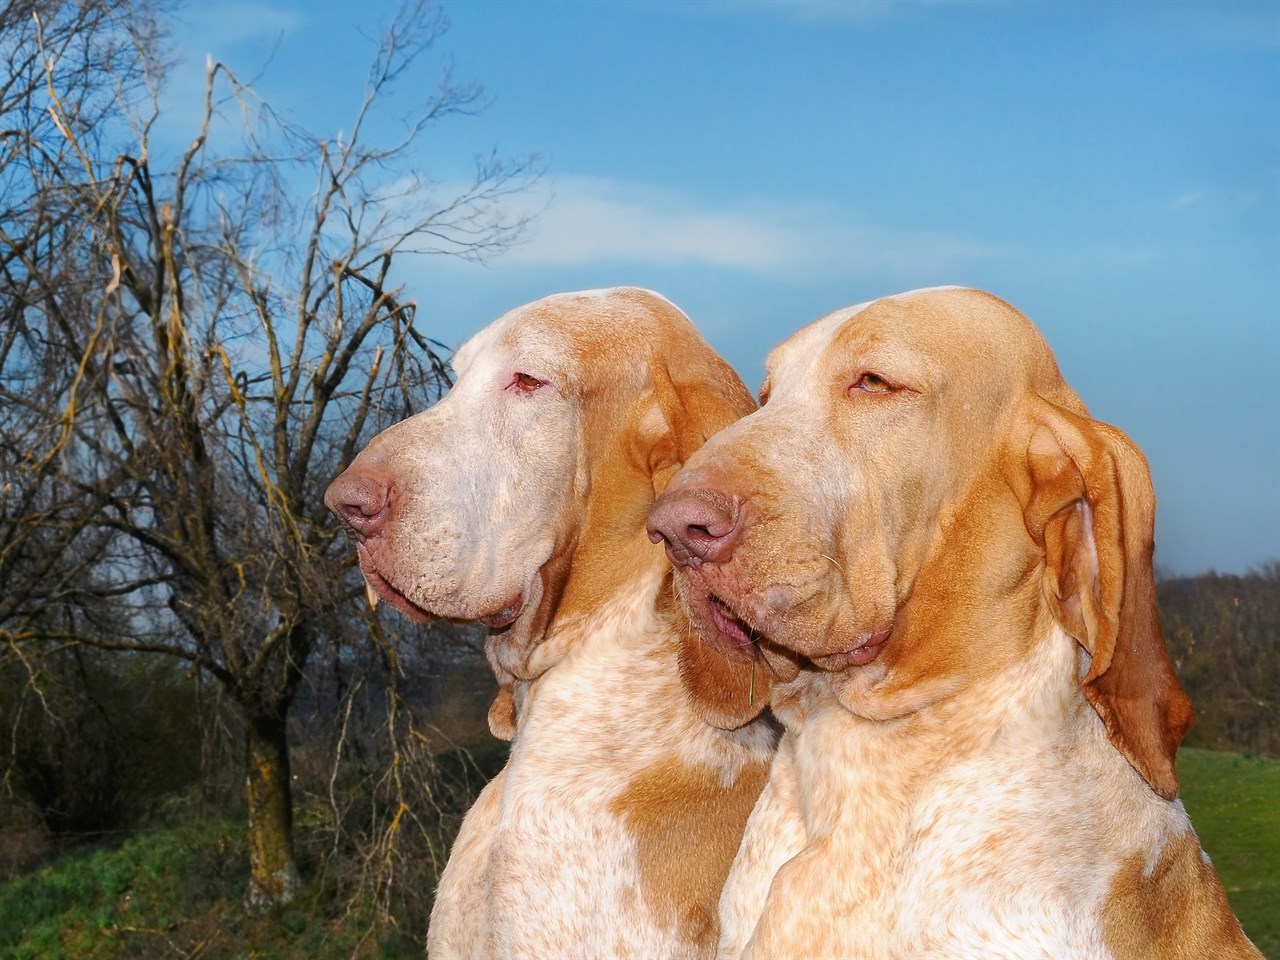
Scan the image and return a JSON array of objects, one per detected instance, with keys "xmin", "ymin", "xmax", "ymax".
[
  {"xmin": 764, "ymin": 286, "xmax": 1061, "ymax": 393},
  {"xmin": 450, "ymin": 301, "xmax": 554, "ymax": 378},
  {"xmin": 763, "ymin": 286, "xmax": 957, "ymax": 382},
  {"xmin": 450, "ymin": 287, "xmax": 689, "ymax": 382},
  {"xmin": 763, "ymin": 297, "xmax": 877, "ymax": 391}
]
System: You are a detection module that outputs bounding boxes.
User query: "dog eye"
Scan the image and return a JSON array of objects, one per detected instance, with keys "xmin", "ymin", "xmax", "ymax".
[
  {"xmin": 510, "ymin": 372, "xmax": 546, "ymax": 393},
  {"xmin": 852, "ymin": 373, "xmax": 894, "ymax": 395}
]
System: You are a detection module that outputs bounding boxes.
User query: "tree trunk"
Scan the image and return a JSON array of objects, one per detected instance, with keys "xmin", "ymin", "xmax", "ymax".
[{"xmin": 243, "ymin": 709, "xmax": 300, "ymax": 911}]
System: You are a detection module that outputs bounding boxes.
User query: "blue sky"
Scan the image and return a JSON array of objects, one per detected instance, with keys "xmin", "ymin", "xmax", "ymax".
[{"xmin": 168, "ymin": 0, "xmax": 1279, "ymax": 576}]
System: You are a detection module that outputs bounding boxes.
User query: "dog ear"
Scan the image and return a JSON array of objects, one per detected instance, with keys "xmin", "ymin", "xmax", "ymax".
[
  {"xmin": 644, "ymin": 354, "xmax": 755, "ymax": 496},
  {"xmin": 1020, "ymin": 398, "xmax": 1194, "ymax": 800},
  {"xmin": 644, "ymin": 333, "xmax": 762, "ymax": 727}
]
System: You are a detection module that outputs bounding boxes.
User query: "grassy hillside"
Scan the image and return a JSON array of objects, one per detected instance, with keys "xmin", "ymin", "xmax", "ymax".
[
  {"xmin": 0, "ymin": 817, "xmax": 423, "ymax": 959},
  {"xmin": 0, "ymin": 749, "xmax": 1275, "ymax": 959},
  {"xmin": 1178, "ymin": 748, "xmax": 1279, "ymax": 957}
]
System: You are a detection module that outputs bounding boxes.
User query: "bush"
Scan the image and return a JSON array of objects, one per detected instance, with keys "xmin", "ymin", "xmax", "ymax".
[{"xmin": 0, "ymin": 647, "xmax": 205, "ymax": 842}]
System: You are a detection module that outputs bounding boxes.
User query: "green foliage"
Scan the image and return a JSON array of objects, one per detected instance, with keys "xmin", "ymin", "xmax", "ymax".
[
  {"xmin": 0, "ymin": 648, "xmax": 205, "ymax": 840},
  {"xmin": 0, "ymin": 819, "xmax": 235, "ymax": 958},
  {"xmin": 1178, "ymin": 748, "xmax": 1280, "ymax": 958},
  {"xmin": 0, "ymin": 733, "xmax": 508, "ymax": 958},
  {"xmin": 0, "ymin": 814, "xmax": 418, "ymax": 959}
]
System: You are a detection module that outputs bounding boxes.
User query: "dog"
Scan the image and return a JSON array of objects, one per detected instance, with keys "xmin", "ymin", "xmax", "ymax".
[
  {"xmin": 647, "ymin": 286, "xmax": 1261, "ymax": 958},
  {"xmin": 326, "ymin": 287, "xmax": 778, "ymax": 958}
]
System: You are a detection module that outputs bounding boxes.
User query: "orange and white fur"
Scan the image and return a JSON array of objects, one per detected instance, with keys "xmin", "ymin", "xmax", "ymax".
[
  {"xmin": 325, "ymin": 288, "xmax": 777, "ymax": 958},
  {"xmin": 647, "ymin": 287, "xmax": 1261, "ymax": 959}
]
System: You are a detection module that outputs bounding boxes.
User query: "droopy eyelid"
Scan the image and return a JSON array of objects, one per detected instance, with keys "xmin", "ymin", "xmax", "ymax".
[{"xmin": 508, "ymin": 372, "xmax": 547, "ymax": 393}]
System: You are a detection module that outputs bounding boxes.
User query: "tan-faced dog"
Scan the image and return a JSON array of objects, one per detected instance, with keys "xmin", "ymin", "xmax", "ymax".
[
  {"xmin": 326, "ymin": 288, "xmax": 777, "ymax": 958},
  {"xmin": 647, "ymin": 287, "xmax": 1261, "ymax": 959}
]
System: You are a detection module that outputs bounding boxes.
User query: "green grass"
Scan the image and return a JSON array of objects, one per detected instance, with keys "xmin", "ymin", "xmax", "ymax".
[
  {"xmin": 0, "ymin": 748, "xmax": 1274, "ymax": 959},
  {"xmin": 0, "ymin": 817, "xmax": 420, "ymax": 960},
  {"xmin": 0, "ymin": 819, "xmax": 247, "ymax": 959},
  {"xmin": 1178, "ymin": 748, "xmax": 1280, "ymax": 958}
]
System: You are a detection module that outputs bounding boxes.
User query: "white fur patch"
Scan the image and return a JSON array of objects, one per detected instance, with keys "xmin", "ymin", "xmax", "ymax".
[{"xmin": 723, "ymin": 624, "xmax": 1198, "ymax": 958}]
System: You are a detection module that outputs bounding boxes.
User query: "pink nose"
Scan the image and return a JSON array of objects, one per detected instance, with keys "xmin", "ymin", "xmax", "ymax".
[
  {"xmin": 646, "ymin": 485, "xmax": 740, "ymax": 567},
  {"xmin": 324, "ymin": 465, "xmax": 391, "ymax": 539}
]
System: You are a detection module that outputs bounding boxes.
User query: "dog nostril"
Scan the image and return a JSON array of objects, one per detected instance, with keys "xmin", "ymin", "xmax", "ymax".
[
  {"xmin": 646, "ymin": 487, "xmax": 740, "ymax": 567},
  {"xmin": 324, "ymin": 469, "xmax": 392, "ymax": 538}
]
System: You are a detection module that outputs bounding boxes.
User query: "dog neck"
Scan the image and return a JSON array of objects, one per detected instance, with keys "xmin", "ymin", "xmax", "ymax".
[
  {"xmin": 483, "ymin": 561, "xmax": 778, "ymax": 954},
  {"xmin": 790, "ymin": 617, "xmax": 1093, "ymax": 835}
]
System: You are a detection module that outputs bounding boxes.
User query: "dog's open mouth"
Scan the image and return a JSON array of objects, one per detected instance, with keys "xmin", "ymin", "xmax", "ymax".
[
  {"xmin": 699, "ymin": 592, "xmax": 765, "ymax": 662},
  {"xmin": 695, "ymin": 584, "xmax": 889, "ymax": 672}
]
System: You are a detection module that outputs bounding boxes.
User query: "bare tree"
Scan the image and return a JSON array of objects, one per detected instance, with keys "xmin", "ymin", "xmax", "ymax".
[
  {"xmin": 1, "ymin": 0, "xmax": 160, "ymax": 634},
  {"xmin": 1, "ymin": 0, "xmax": 538, "ymax": 909}
]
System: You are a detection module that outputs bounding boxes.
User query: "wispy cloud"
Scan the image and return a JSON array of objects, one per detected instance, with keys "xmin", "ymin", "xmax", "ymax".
[
  {"xmin": 497, "ymin": 176, "xmax": 1002, "ymax": 278},
  {"xmin": 708, "ymin": 0, "xmax": 1006, "ymax": 27},
  {"xmin": 175, "ymin": 2, "xmax": 306, "ymax": 52},
  {"xmin": 159, "ymin": 2, "xmax": 310, "ymax": 148},
  {"xmin": 1165, "ymin": 185, "xmax": 1267, "ymax": 215},
  {"xmin": 500, "ymin": 179, "xmax": 800, "ymax": 270}
]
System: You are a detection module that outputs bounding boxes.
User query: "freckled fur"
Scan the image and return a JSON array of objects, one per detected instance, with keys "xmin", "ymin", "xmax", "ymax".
[
  {"xmin": 332, "ymin": 288, "xmax": 777, "ymax": 957},
  {"xmin": 659, "ymin": 287, "xmax": 1260, "ymax": 959}
]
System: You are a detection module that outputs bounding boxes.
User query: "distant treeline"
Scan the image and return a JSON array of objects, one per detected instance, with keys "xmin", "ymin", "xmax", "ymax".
[{"xmin": 1159, "ymin": 562, "xmax": 1279, "ymax": 758}]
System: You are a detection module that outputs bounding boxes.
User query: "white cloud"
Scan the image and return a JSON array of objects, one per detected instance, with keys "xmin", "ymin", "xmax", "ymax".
[
  {"xmin": 501, "ymin": 179, "xmax": 802, "ymax": 270},
  {"xmin": 499, "ymin": 176, "xmax": 1003, "ymax": 278},
  {"xmin": 1167, "ymin": 185, "xmax": 1265, "ymax": 214},
  {"xmin": 708, "ymin": 0, "xmax": 1007, "ymax": 27}
]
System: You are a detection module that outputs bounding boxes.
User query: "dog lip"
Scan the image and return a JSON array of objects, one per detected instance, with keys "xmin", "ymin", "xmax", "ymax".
[
  {"xmin": 693, "ymin": 592, "xmax": 769, "ymax": 663},
  {"xmin": 709, "ymin": 594, "xmax": 754, "ymax": 648},
  {"xmin": 361, "ymin": 566, "xmax": 437, "ymax": 623},
  {"xmin": 368, "ymin": 569, "xmax": 522, "ymax": 630},
  {"xmin": 820, "ymin": 627, "xmax": 891, "ymax": 669},
  {"xmin": 480, "ymin": 595, "xmax": 523, "ymax": 629}
]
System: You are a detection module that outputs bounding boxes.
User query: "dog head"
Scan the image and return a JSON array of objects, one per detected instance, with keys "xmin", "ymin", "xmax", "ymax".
[
  {"xmin": 648, "ymin": 287, "xmax": 1192, "ymax": 797},
  {"xmin": 327, "ymin": 287, "xmax": 754, "ymax": 737}
]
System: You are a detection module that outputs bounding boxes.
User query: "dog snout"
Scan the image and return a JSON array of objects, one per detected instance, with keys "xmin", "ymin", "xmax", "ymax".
[
  {"xmin": 646, "ymin": 483, "xmax": 741, "ymax": 567},
  {"xmin": 325, "ymin": 464, "xmax": 392, "ymax": 539}
]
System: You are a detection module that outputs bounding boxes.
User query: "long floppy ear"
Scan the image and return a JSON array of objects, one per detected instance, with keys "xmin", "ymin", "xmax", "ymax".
[
  {"xmin": 1021, "ymin": 397, "xmax": 1194, "ymax": 800},
  {"xmin": 658, "ymin": 582, "xmax": 773, "ymax": 729},
  {"xmin": 643, "ymin": 336, "xmax": 760, "ymax": 725},
  {"xmin": 644, "ymin": 353, "xmax": 756, "ymax": 496}
]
